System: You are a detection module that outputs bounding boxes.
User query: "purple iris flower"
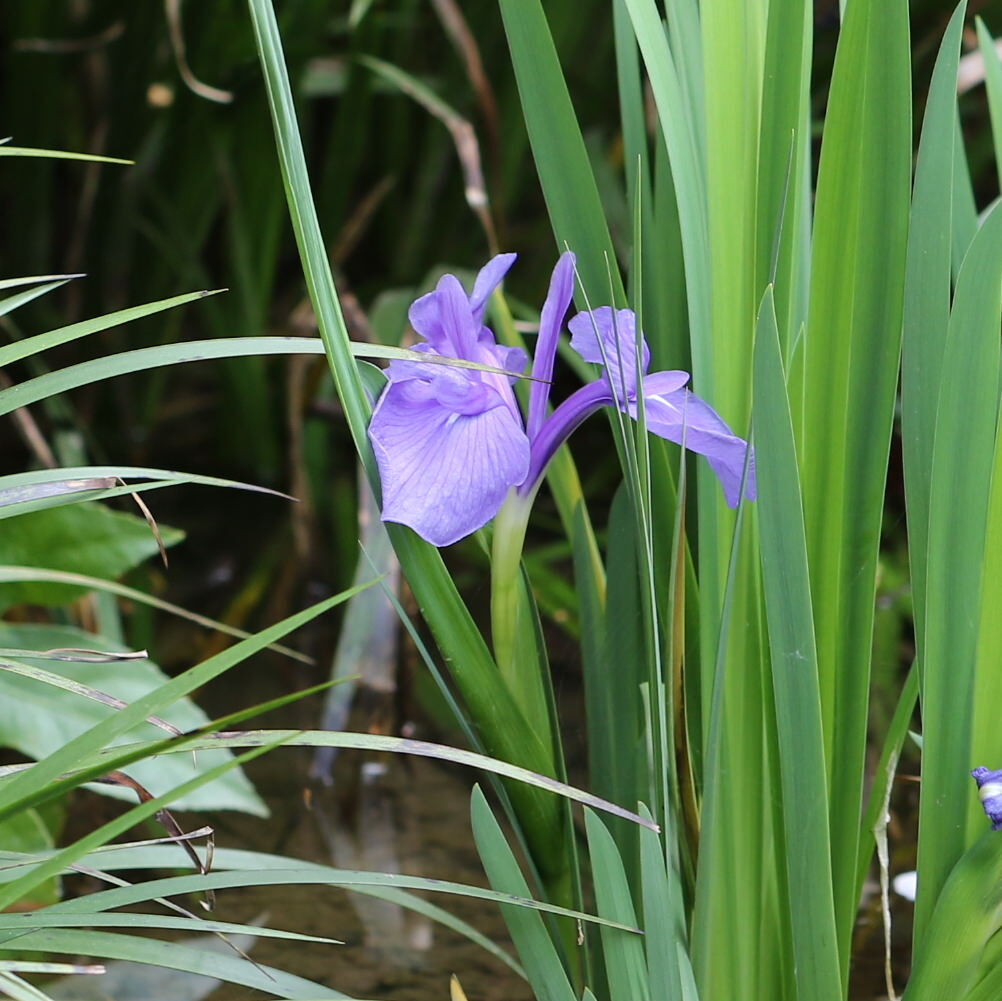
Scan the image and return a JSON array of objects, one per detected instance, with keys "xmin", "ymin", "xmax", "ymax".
[
  {"xmin": 971, "ymin": 767, "xmax": 1002, "ymax": 830},
  {"xmin": 368, "ymin": 251, "xmax": 755, "ymax": 546}
]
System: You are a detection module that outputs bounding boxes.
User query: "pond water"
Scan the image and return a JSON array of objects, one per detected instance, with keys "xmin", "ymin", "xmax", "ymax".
[{"xmin": 197, "ymin": 740, "xmax": 531, "ymax": 1001}]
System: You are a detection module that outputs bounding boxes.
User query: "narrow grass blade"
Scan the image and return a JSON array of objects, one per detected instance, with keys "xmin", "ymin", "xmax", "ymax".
[
  {"xmin": 84, "ymin": 731, "xmax": 657, "ymax": 830},
  {"xmin": 0, "ymin": 147, "xmax": 130, "ymax": 165},
  {"xmin": 0, "ymin": 735, "xmax": 286, "ymax": 912},
  {"xmin": 0, "ymin": 290, "xmax": 223, "ymax": 370},
  {"xmin": 0, "ymin": 280, "xmax": 74, "ymax": 320},
  {"xmin": 0, "ymin": 970, "xmax": 61, "ymax": 1001},
  {"xmin": 0, "ymin": 464, "xmax": 287, "ymax": 517},
  {"xmin": 0, "ymin": 337, "xmax": 532, "ymax": 419},
  {"xmin": 36, "ymin": 844, "xmax": 525, "ymax": 979},
  {"xmin": 0, "ymin": 913, "xmax": 333, "ymax": 943},
  {"xmin": 621, "ymin": 0, "xmax": 710, "ymax": 384},
  {"xmin": 638, "ymin": 806, "xmax": 683, "ymax": 1001},
  {"xmin": 0, "ymin": 585, "xmax": 371, "ymax": 819},
  {"xmin": 970, "ymin": 418, "xmax": 1002, "ymax": 837},
  {"xmin": 758, "ymin": 0, "xmax": 812, "ymax": 354},
  {"xmin": 0, "ymin": 568, "xmax": 309, "ymax": 664},
  {"xmin": 18, "ymin": 865, "xmax": 628, "ymax": 934},
  {"xmin": 856, "ymin": 664, "xmax": 918, "ymax": 897},
  {"xmin": 5, "ymin": 929, "xmax": 346, "ymax": 1000},
  {"xmin": 245, "ymin": 0, "xmax": 371, "ymax": 470},
  {"xmin": 0, "ymin": 276, "xmax": 83, "ymax": 292}
]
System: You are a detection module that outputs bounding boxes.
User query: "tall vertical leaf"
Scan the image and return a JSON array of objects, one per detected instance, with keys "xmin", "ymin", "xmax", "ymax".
[
  {"xmin": 901, "ymin": 2, "xmax": 966, "ymax": 660},
  {"xmin": 247, "ymin": 0, "xmax": 566, "ymax": 889},
  {"xmin": 916, "ymin": 201, "xmax": 1002, "ymax": 945},
  {"xmin": 799, "ymin": 0, "xmax": 911, "ymax": 971},
  {"xmin": 755, "ymin": 288, "xmax": 841, "ymax": 1001},
  {"xmin": 496, "ymin": 0, "xmax": 622, "ymax": 304}
]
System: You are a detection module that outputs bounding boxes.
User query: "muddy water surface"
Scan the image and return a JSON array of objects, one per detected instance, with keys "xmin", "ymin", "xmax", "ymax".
[{"xmin": 197, "ymin": 745, "xmax": 531, "ymax": 1001}]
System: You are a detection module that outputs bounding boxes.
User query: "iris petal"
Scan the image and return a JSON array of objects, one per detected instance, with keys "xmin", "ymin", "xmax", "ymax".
[
  {"xmin": 972, "ymin": 767, "xmax": 1002, "ymax": 831},
  {"xmin": 568, "ymin": 306, "xmax": 650, "ymax": 400},
  {"xmin": 370, "ymin": 382, "xmax": 530, "ymax": 547},
  {"xmin": 528, "ymin": 251, "xmax": 575, "ymax": 440},
  {"xmin": 639, "ymin": 385, "xmax": 756, "ymax": 507},
  {"xmin": 470, "ymin": 253, "xmax": 518, "ymax": 322}
]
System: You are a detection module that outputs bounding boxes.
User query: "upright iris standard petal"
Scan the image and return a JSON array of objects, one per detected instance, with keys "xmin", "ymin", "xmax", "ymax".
[
  {"xmin": 409, "ymin": 270, "xmax": 501, "ymax": 356},
  {"xmin": 527, "ymin": 251, "xmax": 575, "ymax": 440},
  {"xmin": 972, "ymin": 767, "xmax": 1002, "ymax": 831},
  {"xmin": 568, "ymin": 306, "xmax": 650, "ymax": 401},
  {"xmin": 470, "ymin": 253, "xmax": 518, "ymax": 323}
]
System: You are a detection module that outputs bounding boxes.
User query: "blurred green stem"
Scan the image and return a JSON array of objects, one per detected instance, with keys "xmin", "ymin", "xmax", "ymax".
[{"xmin": 491, "ymin": 489, "xmax": 551, "ymax": 747}]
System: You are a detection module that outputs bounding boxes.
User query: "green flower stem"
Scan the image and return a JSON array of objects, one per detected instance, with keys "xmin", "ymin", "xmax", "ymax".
[{"xmin": 490, "ymin": 488, "xmax": 553, "ymax": 765}]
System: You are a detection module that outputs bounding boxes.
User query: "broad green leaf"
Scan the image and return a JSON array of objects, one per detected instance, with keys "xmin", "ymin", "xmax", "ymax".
[
  {"xmin": 496, "ymin": 0, "xmax": 622, "ymax": 303},
  {"xmin": 976, "ymin": 18, "xmax": 1002, "ymax": 191},
  {"xmin": 585, "ymin": 810, "xmax": 650, "ymax": 1001},
  {"xmin": 0, "ymin": 809, "xmax": 59, "ymax": 909},
  {"xmin": 952, "ymin": 115, "xmax": 979, "ymax": 276},
  {"xmin": 904, "ymin": 831, "xmax": 1002, "ymax": 1001},
  {"xmin": 918, "ymin": 201, "xmax": 1002, "ymax": 943},
  {"xmin": 0, "ymin": 503, "xmax": 182, "ymax": 609},
  {"xmin": 901, "ymin": 1, "xmax": 966, "ymax": 655},
  {"xmin": 753, "ymin": 287, "xmax": 841, "ymax": 1001},
  {"xmin": 799, "ymin": 0, "xmax": 911, "ymax": 969},
  {"xmin": 0, "ymin": 622, "xmax": 266, "ymax": 817},
  {"xmin": 470, "ymin": 786, "xmax": 578, "ymax": 1001}
]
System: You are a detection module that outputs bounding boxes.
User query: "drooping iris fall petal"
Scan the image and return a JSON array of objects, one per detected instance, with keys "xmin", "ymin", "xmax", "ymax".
[
  {"xmin": 370, "ymin": 382, "xmax": 530, "ymax": 547},
  {"xmin": 637, "ymin": 385, "xmax": 756, "ymax": 507},
  {"xmin": 568, "ymin": 306, "xmax": 755, "ymax": 508},
  {"xmin": 369, "ymin": 258, "xmax": 529, "ymax": 546}
]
